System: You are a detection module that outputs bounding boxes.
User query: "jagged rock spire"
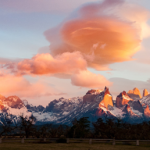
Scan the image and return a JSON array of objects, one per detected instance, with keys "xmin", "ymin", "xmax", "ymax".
[
  {"xmin": 116, "ymin": 91, "xmax": 133, "ymax": 107},
  {"xmin": 128, "ymin": 87, "xmax": 141, "ymax": 98},
  {"xmin": 143, "ymin": 89, "xmax": 149, "ymax": 97}
]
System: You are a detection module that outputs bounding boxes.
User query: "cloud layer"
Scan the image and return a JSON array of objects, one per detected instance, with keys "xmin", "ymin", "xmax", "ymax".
[
  {"xmin": 0, "ymin": 71, "xmax": 55, "ymax": 98},
  {"xmin": 71, "ymin": 70, "xmax": 112, "ymax": 88}
]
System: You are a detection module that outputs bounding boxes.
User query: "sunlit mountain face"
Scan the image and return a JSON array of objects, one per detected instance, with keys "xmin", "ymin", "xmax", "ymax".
[{"xmin": 0, "ymin": 86, "xmax": 150, "ymax": 125}]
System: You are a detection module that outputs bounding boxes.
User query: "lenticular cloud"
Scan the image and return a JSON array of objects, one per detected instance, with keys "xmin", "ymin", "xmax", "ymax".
[{"xmin": 45, "ymin": 0, "xmax": 149, "ymax": 70}]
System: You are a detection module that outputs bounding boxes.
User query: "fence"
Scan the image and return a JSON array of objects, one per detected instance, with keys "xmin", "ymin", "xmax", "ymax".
[{"xmin": 0, "ymin": 138, "xmax": 149, "ymax": 146}]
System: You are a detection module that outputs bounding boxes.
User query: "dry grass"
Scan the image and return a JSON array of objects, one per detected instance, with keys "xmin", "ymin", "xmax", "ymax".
[{"xmin": 0, "ymin": 142, "xmax": 150, "ymax": 150}]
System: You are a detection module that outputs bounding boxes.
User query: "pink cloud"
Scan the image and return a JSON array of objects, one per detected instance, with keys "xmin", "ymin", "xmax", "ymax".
[
  {"xmin": 0, "ymin": 70, "xmax": 62, "ymax": 99},
  {"xmin": 17, "ymin": 52, "xmax": 87, "ymax": 75},
  {"xmin": 71, "ymin": 70, "xmax": 112, "ymax": 88}
]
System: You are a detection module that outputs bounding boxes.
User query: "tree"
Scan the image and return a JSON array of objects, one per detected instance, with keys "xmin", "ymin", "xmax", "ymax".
[
  {"xmin": 19, "ymin": 115, "xmax": 36, "ymax": 138},
  {"xmin": 0, "ymin": 114, "xmax": 17, "ymax": 137},
  {"xmin": 92, "ymin": 118, "xmax": 106, "ymax": 138},
  {"xmin": 68, "ymin": 117, "xmax": 90, "ymax": 138}
]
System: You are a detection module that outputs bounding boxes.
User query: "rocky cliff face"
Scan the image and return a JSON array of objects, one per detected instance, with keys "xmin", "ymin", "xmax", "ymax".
[
  {"xmin": 44, "ymin": 97, "xmax": 82, "ymax": 114},
  {"xmin": 116, "ymin": 91, "xmax": 133, "ymax": 107},
  {"xmin": 0, "ymin": 100, "xmax": 4, "ymax": 110},
  {"xmin": 128, "ymin": 90, "xmax": 133, "ymax": 93},
  {"xmin": 83, "ymin": 89, "xmax": 103, "ymax": 103},
  {"xmin": 0, "ymin": 95, "xmax": 24, "ymax": 110},
  {"xmin": 144, "ymin": 105, "xmax": 150, "ymax": 118},
  {"xmin": 86, "ymin": 89, "xmax": 102, "ymax": 95},
  {"xmin": 98, "ymin": 87, "xmax": 113, "ymax": 109},
  {"xmin": 0, "ymin": 95, "xmax": 31, "ymax": 119},
  {"xmin": 143, "ymin": 89, "xmax": 149, "ymax": 97},
  {"xmin": 4, "ymin": 96, "xmax": 24, "ymax": 109},
  {"xmin": 129, "ymin": 100, "xmax": 144, "ymax": 113},
  {"xmin": 122, "ymin": 104, "xmax": 138, "ymax": 116},
  {"xmin": 127, "ymin": 93, "xmax": 140, "ymax": 101},
  {"xmin": 140, "ymin": 94, "xmax": 150, "ymax": 107},
  {"xmin": 128, "ymin": 88, "xmax": 141, "ymax": 98}
]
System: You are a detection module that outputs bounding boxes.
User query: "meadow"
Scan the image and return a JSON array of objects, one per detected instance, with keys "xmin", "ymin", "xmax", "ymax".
[{"xmin": 0, "ymin": 143, "xmax": 150, "ymax": 150}]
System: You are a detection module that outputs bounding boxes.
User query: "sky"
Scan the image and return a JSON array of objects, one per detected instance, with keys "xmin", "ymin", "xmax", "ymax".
[{"xmin": 1, "ymin": 0, "xmax": 150, "ymax": 106}]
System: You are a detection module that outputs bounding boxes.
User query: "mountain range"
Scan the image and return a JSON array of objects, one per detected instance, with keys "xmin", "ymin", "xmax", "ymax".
[{"xmin": 0, "ymin": 87, "xmax": 150, "ymax": 125}]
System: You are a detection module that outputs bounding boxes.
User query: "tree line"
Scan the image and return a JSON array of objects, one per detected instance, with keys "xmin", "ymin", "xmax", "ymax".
[{"xmin": 0, "ymin": 114, "xmax": 150, "ymax": 140}]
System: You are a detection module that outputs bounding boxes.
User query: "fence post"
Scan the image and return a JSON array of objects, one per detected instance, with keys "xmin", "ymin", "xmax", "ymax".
[
  {"xmin": 136, "ymin": 140, "xmax": 139, "ymax": 146},
  {"xmin": 21, "ymin": 138, "xmax": 24, "ymax": 143},
  {"xmin": 67, "ymin": 138, "xmax": 69, "ymax": 143},
  {"xmin": 112, "ymin": 138, "xmax": 115, "ymax": 145},
  {"xmin": 89, "ymin": 139, "xmax": 92, "ymax": 144},
  {"xmin": 0, "ymin": 138, "xmax": 2, "ymax": 143}
]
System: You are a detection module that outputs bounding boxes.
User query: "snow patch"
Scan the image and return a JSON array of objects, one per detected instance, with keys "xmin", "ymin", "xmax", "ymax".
[
  {"xmin": 110, "ymin": 107, "xmax": 125, "ymax": 118},
  {"xmin": 7, "ymin": 106, "xmax": 31, "ymax": 117}
]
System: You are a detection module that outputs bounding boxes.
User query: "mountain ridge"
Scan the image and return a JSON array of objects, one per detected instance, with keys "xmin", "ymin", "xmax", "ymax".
[{"xmin": 0, "ymin": 87, "xmax": 150, "ymax": 125}]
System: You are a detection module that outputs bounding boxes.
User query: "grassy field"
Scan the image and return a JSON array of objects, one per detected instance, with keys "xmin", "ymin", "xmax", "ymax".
[{"xmin": 0, "ymin": 142, "xmax": 150, "ymax": 150}]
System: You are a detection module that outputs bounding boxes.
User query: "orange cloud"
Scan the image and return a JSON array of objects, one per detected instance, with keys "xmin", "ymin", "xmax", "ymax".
[
  {"xmin": 61, "ymin": 17, "xmax": 140, "ymax": 69},
  {"xmin": 44, "ymin": 0, "xmax": 148, "ymax": 70},
  {"xmin": 17, "ymin": 52, "xmax": 87, "ymax": 75},
  {"xmin": 71, "ymin": 70, "xmax": 112, "ymax": 88},
  {"xmin": 0, "ymin": 70, "xmax": 61, "ymax": 98},
  {"xmin": 15, "ymin": 52, "xmax": 112, "ymax": 88}
]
